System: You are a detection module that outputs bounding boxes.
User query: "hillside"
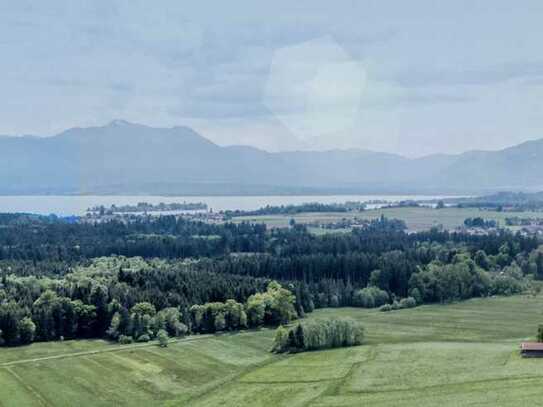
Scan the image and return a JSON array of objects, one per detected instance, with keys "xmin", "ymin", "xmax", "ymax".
[
  {"xmin": 1, "ymin": 121, "xmax": 542, "ymax": 195},
  {"xmin": 1, "ymin": 296, "xmax": 543, "ymax": 407}
]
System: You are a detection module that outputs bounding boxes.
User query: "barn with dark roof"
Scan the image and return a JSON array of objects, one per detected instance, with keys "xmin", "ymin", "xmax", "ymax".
[{"xmin": 521, "ymin": 342, "xmax": 543, "ymax": 357}]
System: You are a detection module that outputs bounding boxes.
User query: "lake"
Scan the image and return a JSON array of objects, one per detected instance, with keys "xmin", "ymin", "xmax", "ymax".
[{"xmin": 0, "ymin": 195, "xmax": 461, "ymax": 216}]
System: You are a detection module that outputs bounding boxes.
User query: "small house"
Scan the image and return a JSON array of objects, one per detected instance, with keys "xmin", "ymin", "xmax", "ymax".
[{"xmin": 520, "ymin": 342, "xmax": 543, "ymax": 357}]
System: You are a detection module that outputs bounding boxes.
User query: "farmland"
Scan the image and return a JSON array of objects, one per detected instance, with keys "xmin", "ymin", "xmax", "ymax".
[
  {"xmin": 233, "ymin": 206, "xmax": 542, "ymax": 231},
  {"xmin": 2, "ymin": 295, "xmax": 543, "ymax": 406}
]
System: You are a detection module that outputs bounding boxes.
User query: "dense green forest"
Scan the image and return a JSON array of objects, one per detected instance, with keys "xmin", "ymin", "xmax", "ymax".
[
  {"xmin": 222, "ymin": 201, "xmax": 365, "ymax": 217},
  {"xmin": 0, "ymin": 213, "xmax": 542, "ymax": 347},
  {"xmin": 454, "ymin": 191, "xmax": 543, "ymax": 211}
]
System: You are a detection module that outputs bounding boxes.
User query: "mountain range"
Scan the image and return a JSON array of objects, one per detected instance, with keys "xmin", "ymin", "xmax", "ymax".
[{"xmin": 1, "ymin": 120, "xmax": 542, "ymax": 195}]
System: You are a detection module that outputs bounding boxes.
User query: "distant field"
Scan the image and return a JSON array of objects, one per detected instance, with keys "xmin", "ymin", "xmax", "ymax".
[
  {"xmin": 2, "ymin": 295, "xmax": 543, "ymax": 406},
  {"xmin": 233, "ymin": 206, "xmax": 542, "ymax": 231}
]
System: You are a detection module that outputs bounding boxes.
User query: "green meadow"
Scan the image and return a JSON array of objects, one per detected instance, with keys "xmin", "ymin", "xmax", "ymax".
[
  {"xmin": 233, "ymin": 206, "xmax": 541, "ymax": 231},
  {"xmin": 2, "ymin": 295, "xmax": 543, "ymax": 406}
]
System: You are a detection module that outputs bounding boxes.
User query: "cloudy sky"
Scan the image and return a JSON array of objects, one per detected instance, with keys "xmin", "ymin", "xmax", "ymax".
[{"xmin": 2, "ymin": 0, "xmax": 543, "ymax": 156}]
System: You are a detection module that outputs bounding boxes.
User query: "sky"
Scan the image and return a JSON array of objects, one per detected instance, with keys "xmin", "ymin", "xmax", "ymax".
[{"xmin": 2, "ymin": 0, "xmax": 543, "ymax": 157}]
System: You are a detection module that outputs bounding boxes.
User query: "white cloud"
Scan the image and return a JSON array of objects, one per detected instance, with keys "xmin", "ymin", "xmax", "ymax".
[{"xmin": 263, "ymin": 37, "xmax": 366, "ymax": 139}]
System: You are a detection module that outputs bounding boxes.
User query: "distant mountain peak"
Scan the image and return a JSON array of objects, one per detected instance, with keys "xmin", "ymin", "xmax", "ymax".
[
  {"xmin": 0, "ymin": 121, "xmax": 542, "ymax": 194},
  {"xmin": 107, "ymin": 119, "xmax": 138, "ymax": 127}
]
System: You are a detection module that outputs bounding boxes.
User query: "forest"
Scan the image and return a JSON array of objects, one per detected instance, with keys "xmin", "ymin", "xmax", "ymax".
[
  {"xmin": 0, "ymin": 213, "xmax": 542, "ymax": 346},
  {"xmin": 222, "ymin": 201, "xmax": 365, "ymax": 218}
]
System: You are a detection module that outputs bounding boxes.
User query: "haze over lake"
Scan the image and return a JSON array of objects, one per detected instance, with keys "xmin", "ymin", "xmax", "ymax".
[{"xmin": 0, "ymin": 195, "xmax": 459, "ymax": 216}]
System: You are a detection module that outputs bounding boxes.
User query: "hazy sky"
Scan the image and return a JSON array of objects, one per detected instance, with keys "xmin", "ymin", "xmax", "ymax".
[{"xmin": 2, "ymin": 0, "xmax": 543, "ymax": 156}]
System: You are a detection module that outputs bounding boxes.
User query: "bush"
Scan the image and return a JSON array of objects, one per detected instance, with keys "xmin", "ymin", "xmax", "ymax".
[
  {"xmin": 380, "ymin": 297, "xmax": 418, "ymax": 312},
  {"xmin": 399, "ymin": 297, "xmax": 417, "ymax": 309},
  {"xmin": 353, "ymin": 289, "xmax": 374, "ymax": 308},
  {"xmin": 272, "ymin": 318, "xmax": 364, "ymax": 353},
  {"xmin": 409, "ymin": 288, "xmax": 423, "ymax": 304},
  {"xmin": 270, "ymin": 325, "xmax": 290, "ymax": 353},
  {"xmin": 372, "ymin": 288, "xmax": 390, "ymax": 307},
  {"xmin": 157, "ymin": 329, "xmax": 169, "ymax": 347},
  {"xmin": 136, "ymin": 334, "xmax": 151, "ymax": 343},
  {"xmin": 119, "ymin": 335, "xmax": 133, "ymax": 344},
  {"xmin": 18, "ymin": 317, "xmax": 36, "ymax": 344},
  {"xmin": 379, "ymin": 304, "xmax": 393, "ymax": 312},
  {"xmin": 353, "ymin": 286, "xmax": 389, "ymax": 308}
]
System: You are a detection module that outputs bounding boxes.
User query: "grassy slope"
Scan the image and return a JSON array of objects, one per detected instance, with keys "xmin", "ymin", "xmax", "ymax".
[
  {"xmin": 233, "ymin": 207, "xmax": 541, "ymax": 231},
  {"xmin": 2, "ymin": 295, "xmax": 543, "ymax": 406}
]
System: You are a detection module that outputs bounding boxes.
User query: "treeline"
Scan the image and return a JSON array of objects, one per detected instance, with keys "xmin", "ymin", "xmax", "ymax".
[
  {"xmin": 189, "ymin": 282, "xmax": 296, "ymax": 333},
  {"xmin": 195, "ymin": 240, "xmax": 541, "ymax": 301},
  {"xmin": 88, "ymin": 201, "xmax": 208, "ymax": 214},
  {"xmin": 454, "ymin": 191, "xmax": 543, "ymax": 211},
  {"xmin": 0, "ymin": 214, "xmax": 537, "ymax": 264},
  {"xmin": 223, "ymin": 202, "xmax": 366, "ymax": 218},
  {"xmin": 0, "ymin": 256, "xmax": 304, "ymax": 346},
  {"xmin": 0, "ymin": 216, "xmax": 267, "ymax": 261},
  {"xmin": 463, "ymin": 217, "xmax": 498, "ymax": 228},
  {"xmin": 272, "ymin": 318, "xmax": 364, "ymax": 353},
  {"xmin": 106, "ymin": 282, "xmax": 297, "ymax": 343}
]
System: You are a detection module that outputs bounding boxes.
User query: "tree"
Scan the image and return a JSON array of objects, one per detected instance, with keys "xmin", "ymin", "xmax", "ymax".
[
  {"xmin": 190, "ymin": 305, "xmax": 205, "ymax": 332},
  {"xmin": 271, "ymin": 325, "xmax": 289, "ymax": 353},
  {"xmin": 353, "ymin": 287, "xmax": 389, "ymax": 308},
  {"xmin": 246, "ymin": 294, "xmax": 266, "ymax": 327},
  {"xmin": 538, "ymin": 324, "xmax": 543, "ymax": 342},
  {"xmin": 18, "ymin": 317, "xmax": 36, "ymax": 344},
  {"xmin": 224, "ymin": 300, "xmax": 245, "ymax": 330},
  {"xmin": 474, "ymin": 250, "xmax": 490, "ymax": 270},
  {"xmin": 294, "ymin": 324, "xmax": 305, "ymax": 349},
  {"xmin": 214, "ymin": 312, "xmax": 226, "ymax": 331},
  {"xmin": 155, "ymin": 307, "xmax": 187, "ymax": 337},
  {"xmin": 353, "ymin": 289, "xmax": 374, "ymax": 308},
  {"xmin": 72, "ymin": 300, "xmax": 97, "ymax": 337},
  {"xmin": 274, "ymin": 318, "xmax": 364, "ymax": 353},
  {"xmin": 369, "ymin": 270, "xmax": 382, "ymax": 288},
  {"xmin": 157, "ymin": 329, "xmax": 169, "ymax": 347},
  {"xmin": 535, "ymin": 252, "xmax": 543, "ymax": 280},
  {"xmin": 409, "ymin": 288, "xmax": 423, "ymax": 304},
  {"xmin": 0, "ymin": 302, "xmax": 21, "ymax": 345},
  {"xmin": 131, "ymin": 302, "xmax": 156, "ymax": 338},
  {"xmin": 266, "ymin": 281, "xmax": 297, "ymax": 324},
  {"xmin": 107, "ymin": 312, "xmax": 122, "ymax": 340}
]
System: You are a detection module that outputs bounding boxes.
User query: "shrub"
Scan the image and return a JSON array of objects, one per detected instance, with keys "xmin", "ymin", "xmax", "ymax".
[
  {"xmin": 136, "ymin": 334, "xmax": 150, "ymax": 343},
  {"xmin": 353, "ymin": 289, "xmax": 375, "ymax": 308},
  {"xmin": 271, "ymin": 325, "xmax": 290, "ymax": 353},
  {"xmin": 372, "ymin": 288, "xmax": 390, "ymax": 307},
  {"xmin": 18, "ymin": 317, "xmax": 36, "ymax": 344},
  {"xmin": 353, "ymin": 287, "xmax": 389, "ymax": 308},
  {"xmin": 119, "ymin": 335, "xmax": 133, "ymax": 344},
  {"xmin": 157, "ymin": 329, "xmax": 169, "ymax": 347},
  {"xmin": 409, "ymin": 288, "xmax": 423, "ymax": 304},
  {"xmin": 379, "ymin": 304, "xmax": 393, "ymax": 312},
  {"xmin": 399, "ymin": 297, "xmax": 417, "ymax": 309}
]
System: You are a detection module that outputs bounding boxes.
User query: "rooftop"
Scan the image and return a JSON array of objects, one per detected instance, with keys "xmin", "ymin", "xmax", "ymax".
[{"xmin": 521, "ymin": 342, "xmax": 543, "ymax": 351}]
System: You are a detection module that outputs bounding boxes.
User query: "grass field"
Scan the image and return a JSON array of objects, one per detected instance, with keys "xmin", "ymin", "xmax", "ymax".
[
  {"xmin": 233, "ymin": 206, "xmax": 542, "ymax": 231},
  {"xmin": 2, "ymin": 295, "xmax": 543, "ymax": 406}
]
